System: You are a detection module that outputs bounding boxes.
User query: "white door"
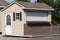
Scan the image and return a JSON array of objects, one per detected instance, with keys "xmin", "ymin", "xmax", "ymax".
[
  {"xmin": 26, "ymin": 12, "xmax": 48, "ymax": 21},
  {"xmin": 5, "ymin": 13, "xmax": 12, "ymax": 35}
]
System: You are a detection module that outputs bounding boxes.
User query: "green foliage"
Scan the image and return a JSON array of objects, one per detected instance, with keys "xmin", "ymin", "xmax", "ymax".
[
  {"xmin": 37, "ymin": 0, "xmax": 60, "ymax": 25},
  {"xmin": 58, "ymin": 22, "xmax": 60, "ymax": 25},
  {"xmin": 37, "ymin": 0, "xmax": 43, "ymax": 3},
  {"xmin": 56, "ymin": 0, "xmax": 60, "ymax": 8},
  {"xmin": 37, "ymin": 0, "xmax": 54, "ymax": 7},
  {"xmin": 52, "ymin": 19, "xmax": 57, "ymax": 25}
]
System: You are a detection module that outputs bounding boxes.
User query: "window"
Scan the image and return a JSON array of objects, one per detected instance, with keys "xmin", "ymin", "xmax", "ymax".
[
  {"xmin": 6, "ymin": 15, "xmax": 11, "ymax": 25},
  {"xmin": 13, "ymin": 12, "xmax": 22, "ymax": 21},
  {"xmin": 16, "ymin": 13, "xmax": 20, "ymax": 19}
]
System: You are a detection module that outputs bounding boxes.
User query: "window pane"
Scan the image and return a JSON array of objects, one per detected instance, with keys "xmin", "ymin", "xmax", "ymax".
[
  {"xmin": 7, "ymin": 19, "xmax": 11, "ymax": 22},
  {"xmin": 16, "ymin": 16, "xmax": 19, "ymax": 19},
  {"xmin": 16, "ymin": 13, "xmax": 20, "ymax": 19},
  {"xmin": 7, "ymin": 22, "xmax": 11, "ymax": 25},
  {"xmin": 16, "ymin": 13, "xmax": 19, "ymax": 16},
  {"xmin": 6, "ymin": 15, "xmax": 11, "ymax": 25}
]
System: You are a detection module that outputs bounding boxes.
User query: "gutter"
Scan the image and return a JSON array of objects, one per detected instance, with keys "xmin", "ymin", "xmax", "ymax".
[
  {"xmin": 0, "ymin": 6, "xmax": 5, "ymax": 8},
  {"xmin": 23, "ymin": 8, "xmax": 54, "ymax": 11}
]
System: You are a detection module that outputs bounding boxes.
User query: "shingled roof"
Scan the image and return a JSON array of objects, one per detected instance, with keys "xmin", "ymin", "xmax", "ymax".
[
  {"xmin": 1, "ymin": 1, "xmax": 54, "ymax": 11},
  {"xmin": 0, "ymin": 0, "xmax": 9, "ymax": 6},
  {"xmin": 17, "ymin": 1, "xmax": 54, "ymax": 10}
]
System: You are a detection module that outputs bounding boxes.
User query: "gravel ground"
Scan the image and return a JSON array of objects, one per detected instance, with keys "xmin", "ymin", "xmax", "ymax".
[
  {"xmin": 52, "ymin": 26, "xmax": 60, "ymax": 34},
  {"xmin": 0, "ymin": 37, "xmax": 51, "ymax": 40},
  {"xmin": 0, "ymin": 35, "xmax": 60, "ymax": 40}
]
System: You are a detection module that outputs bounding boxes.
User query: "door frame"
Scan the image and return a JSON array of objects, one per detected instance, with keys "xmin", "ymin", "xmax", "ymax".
[{"xmin": 5, "ymin": 13, "xmax": 12, "ymax": 35}]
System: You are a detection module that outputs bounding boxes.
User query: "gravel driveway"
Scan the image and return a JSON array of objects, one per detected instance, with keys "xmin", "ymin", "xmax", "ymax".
[
  {"xmin": 0, "ymin": 37, "xmax": 51, "ymax": 40},
  {"xmin": 0, "ymin": 35, "xmax": 60, "ymax": 40}
]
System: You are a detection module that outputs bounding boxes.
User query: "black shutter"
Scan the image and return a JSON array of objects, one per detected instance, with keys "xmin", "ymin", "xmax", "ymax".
[
  {"xmin": 20, "ymin": 12, "xmax": 22, "ymax": 21},
  {"xmin": 13, "ymin": 12, "xmax": 15, "ymax": 21}
]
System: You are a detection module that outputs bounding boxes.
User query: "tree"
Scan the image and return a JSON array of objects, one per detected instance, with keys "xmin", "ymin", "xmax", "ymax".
[
  {"xmin": 54, "ymin": 0, "xmax": 60, "ymax": 24},
  {"xmin": 37, "ymin": 0, "xmax": 60, "ymax": 25},
  {"xmin": 37, "ymin": 0, "xmax": 54, "ymax": 7}
]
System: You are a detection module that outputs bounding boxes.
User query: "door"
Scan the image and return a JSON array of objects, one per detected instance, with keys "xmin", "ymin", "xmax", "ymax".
[
  {"xmin": 26, "ymin": 12, "xmax": 48, "ymax": 21},
  {"xmin": 5, "ymin": 13, "xmax": 12, "ymax": 35}
]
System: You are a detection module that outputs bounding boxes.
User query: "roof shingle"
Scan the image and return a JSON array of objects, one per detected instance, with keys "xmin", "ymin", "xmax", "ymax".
[
  {"xmin": 17, "ymin": 1, "xmax": 53, "ymax": 9},
  {"xmin": 0, "ymin": 0, "xmax": 9, "ymax": 6}
]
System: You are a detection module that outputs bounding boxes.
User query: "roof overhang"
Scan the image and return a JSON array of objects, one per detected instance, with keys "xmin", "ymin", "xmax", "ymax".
[
  {"xmin": 23, "ymin": 8, "xmax": 54, "ymax": 11},
  {"xmin": 0, "ymin": 6, "xmax": 5, "ymax": 8},
  {"xmin": 1, "ymin": 1, "xmax": 25, "ymax": 12},
  {"xmin": 0, "ymin": 1, "xmax": 54, "ymax": 12}
]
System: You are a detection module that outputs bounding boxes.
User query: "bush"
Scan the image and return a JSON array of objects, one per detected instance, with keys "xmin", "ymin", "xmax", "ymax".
[
  {"xmin": 58, "ymin": 22, "xmax": 60, "ymax": 25},
  {"xmin": 52, "ymin": 20, "xmax": 57, "ymax": 25}
]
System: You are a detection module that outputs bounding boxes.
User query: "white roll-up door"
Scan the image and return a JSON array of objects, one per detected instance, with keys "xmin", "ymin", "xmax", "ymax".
[{"xmin": 26, "ymin": 12, "xmax": 48, "ymax": 21}]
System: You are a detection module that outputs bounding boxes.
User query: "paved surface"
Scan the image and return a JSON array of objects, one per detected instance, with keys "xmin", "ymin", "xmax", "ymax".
[
  {"xmin": 0, "ymin": 37, "xmax": 51, "ymax": 40},
  {"xmin": 0, "ymin": 35, "xmax": 60, "ymax": 40},
  {"xmin": 52, "ymin": 35, "xmax": 60, "ymax": 40},
  {"xmin": 52, "ymin": 26, "xmax": 60, "ymax": 34}
]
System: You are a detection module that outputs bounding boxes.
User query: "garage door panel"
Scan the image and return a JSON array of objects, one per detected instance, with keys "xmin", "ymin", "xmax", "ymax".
[{"xmin": 26, "ymin": 12, "xmax": 48, "ymax": 21}]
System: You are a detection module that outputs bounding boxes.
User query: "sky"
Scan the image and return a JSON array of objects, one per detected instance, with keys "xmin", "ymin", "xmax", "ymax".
[
  {"xmin": 5, "ymin": 0, "xmax": 14, "ymax": 3},
  {"xmin": 30, "ymin": 0, "xmax": 36, "ymax": 3},
  {"xmin": 5, "ymin": 0, "xmax": 36, "ymax": 3}
]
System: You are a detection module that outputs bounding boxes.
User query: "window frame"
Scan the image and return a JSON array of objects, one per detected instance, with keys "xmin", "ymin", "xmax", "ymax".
[
  {"xmin": 6, "ymin": 15, "xmax": 11, "ymax": 25},
  {"xmin": 16, "ymin": 13, "xmax": 20, "ymax": 20},
  {"xmin": 13, "ymin": 12, "xmax": 22, "ymax": 21}
]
